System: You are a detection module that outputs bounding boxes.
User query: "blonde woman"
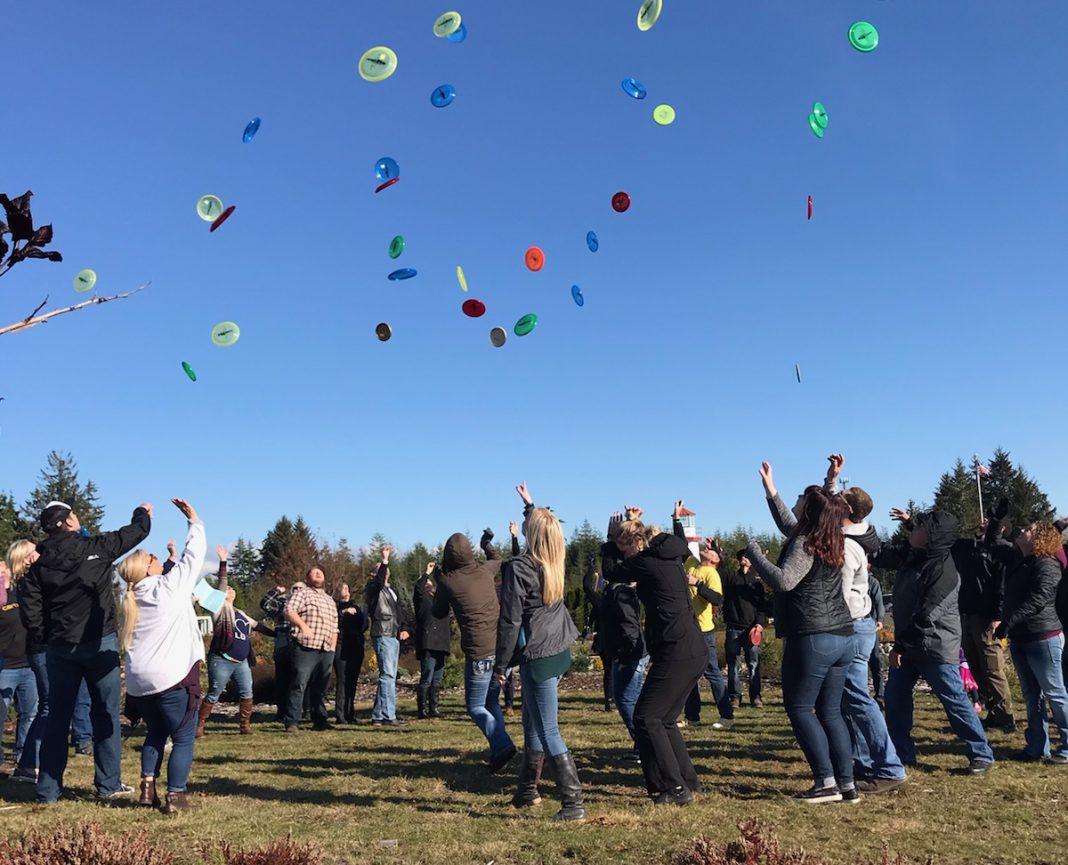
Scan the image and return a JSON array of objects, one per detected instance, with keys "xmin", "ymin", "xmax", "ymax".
[
  {"xmin": 494, "ymin": 483, "xmax": 583, "ymax": 822},
  {"xmin": 116, "ymin": 498, "xmax": 206, "ymax": 814}
]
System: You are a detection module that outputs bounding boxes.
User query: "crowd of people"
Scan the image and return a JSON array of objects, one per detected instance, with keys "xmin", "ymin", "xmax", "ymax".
[{"xmin": 2, "ymin": 457, "xmax": 1067, "ymax": 819}]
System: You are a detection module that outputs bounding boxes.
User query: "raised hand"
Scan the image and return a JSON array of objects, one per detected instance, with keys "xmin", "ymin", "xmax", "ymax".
[
  {"xmin": 758, "ymin": 462, "xmax": 776, "ymax": 498},
  {"xmin": 607, "ymin": 512, "xmax": 623, "ymax": 540},
  {"xmin": 673, "ymin": 499, "xmax": 684, "ymax": 520},
  {"xmin": 167, "ymin": 540, "xmax": 177, "ymax": 560},
  {"xmin": 509, "ymin": 520, "xmax": 519, "ymax": 538},
  {"xmin": 516, "ymin": 481, "xmax": 533, "ymax": 506},
  {"xmin": 381, "ymin": 544, "xmax": 392, "ymax": 561},
  {"xmin": 215, "ymin": 544, "xmax": 228, "ymax": 562},
  {"xmin": 171, "ymin": 498, "xmax": 198, "ymax": 521},
  {"xmin": 425, "ymin": 561, "xmax": 436, "ymax": 576},
  {"xmin": 138, "ymin": 503, "xmax": 154, "ymax": 519},
  {"xmin": 889, "ymin": 507, "xmax": 910, "ymax": 523},
  {"xmin": 826, "ymin": 453, "xmax": 845, "ymax": 480},
  {"xmin": 623, "ymin": 504, "xmax": 643, "ymax": 521}
]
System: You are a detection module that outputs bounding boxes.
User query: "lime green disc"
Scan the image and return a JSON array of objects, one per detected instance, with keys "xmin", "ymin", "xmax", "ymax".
[
  {"xmin": 848, "ymin": 21, "xmax": 879, "ymax": 53},
  {"xmin": 812, "ymin": 102, "xmax": 828, "ymax": 128},
  {"xmin": 211, "ymin": 321, "xmax": 240, "ymax": 347},
  {"xmin": 433, "ymin": 11, "xmax": 462, "ymax": 38},
  {"xmin": 73, "ymin": 268, "xmax": 97, "ymax": 293},
  {"xmin": 514, "ymin": 313, "xmax": 538, "ymax": 336},
  {"xmin": 197, "ymin": 194, "xmax": 224, "ymax": 221},
  {"xmin": 389, "ymin": 235, "xmax": 405, "ymax": 259},
  {"xmin": 637, "ymin": 0, "xmax": 662, "ymax": 31},
  {"xmin": 653, "ymin": 104, "xmax": 676, "ymax": 126},
  {"xmin": 808, "ymin": 114, "xmax": 824, "ymax": 138},
  {"xmin": 359, "ymin": 46, "xmax": 398, "ymax": 82},
  {"xmin": 457, "ymin": 265, "xmax": 468, "ymax": 292}
]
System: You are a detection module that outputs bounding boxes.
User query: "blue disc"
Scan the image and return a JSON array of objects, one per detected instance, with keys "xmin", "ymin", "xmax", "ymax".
[
  {"xmin": 571, "ymin": 285, "xmax": 584, "ymax": 307},
  {"xmin": 388, "ymin": 268, "xmax": 417, "ymax": 280},
  {"xmin": 447, "ymin": 22, "xmax": 467, "ymax": 42},
  {"xmin": 375, "ymin": 157, "xmax": 399, "ymax": 181},
  {"xmin": 586, "ymin": 230, "xmax": 599, "ymax": 252},
  {"xmin": 242, "ymin": 117, "xmax": 261, "ymax": 143},
  {"xmin": 431, "ymin": 84, "xmax": 456, "ymax": 107},
  {"xmin": 621, "ymin": 78, "xmax": 647, "ymax": 100}
]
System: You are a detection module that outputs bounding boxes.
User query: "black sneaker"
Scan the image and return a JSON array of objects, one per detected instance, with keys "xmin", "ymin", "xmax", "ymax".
[
  {"xmin": 10, "ymin": 767, "xmax": 37, "ymax": 783},
  {"xmin": 840, "ymin": 787, "xmax": 861, "ymax": 804},
  {"xmin": 653, "ymin": 786, "xmax": 693, "ymax": 806},
  {"xmin": 856, "ymin": 776, "xmax": 908, "ymax": 794},
  {"xmin": 74, "ymin": 743, "xmax": 93, "ymax": 757},
  {"xmin": 383, "ymin": 718, "xmax": 408, "ymax": 728},
  {"xmin": 968, "ymin": 759, "xmax": 994, "ymax": 775},
  {"xmin": 1009, "ymin": 750, "xmax": 1043, "ymax": 763},
  {"xmin": 794, "ymin": 784, "xmax": 842, "ymax": 803},
  {"xmin": 981, "ymin": 715, "xmax": 1016, "ymax": 733},
  {"xmin": 370, "ymin": 719, "xmax": 385, "ymax": 727},
  {"xmin": 489, "ymin": 745, "xmax": 518, "ymax": 775},
  {"xmin": 312, "ymin": 722, "xmax": 335, "ymax": 731}
]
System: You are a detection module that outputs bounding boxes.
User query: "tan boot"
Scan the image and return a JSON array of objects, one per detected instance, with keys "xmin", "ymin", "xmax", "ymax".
[
  {"xmin": 139, "ymin": 776, "xmax": 160, "ymax": 809},
  {"xmin": 239, "ymin": 698, "xmax": 254, "ymax": 735},
  {"xmin": 160, "ymin": 791, "xmax": 189, "ymax": 814},
  {"xmin": 195, "ymin": 700, "xmax": 214, "ymax": 739}
]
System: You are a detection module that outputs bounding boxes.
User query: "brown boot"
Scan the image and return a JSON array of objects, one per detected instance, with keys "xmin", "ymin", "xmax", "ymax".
[
  {"xmin": 195, "ymin": 700, "xmax": 214, "ymax": 739},
  {"xmin": 239, "ymin": 698, "xmax": 254, "ymax": 735},
  {"xmin": 139, "ymin": 776, "xmax": 160, "ymax": 809},
  {"xmin": 160, "ymin": 791, "xmax": 188, "ymax": 815}
]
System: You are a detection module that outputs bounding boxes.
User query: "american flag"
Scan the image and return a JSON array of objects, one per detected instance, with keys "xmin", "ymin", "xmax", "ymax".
[{"xmin": 976, "ymin": 462, "xmax": 992, "ymax": 477}]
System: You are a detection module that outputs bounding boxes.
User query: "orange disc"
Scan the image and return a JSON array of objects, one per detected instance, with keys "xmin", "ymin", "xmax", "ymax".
[{"xmin": 525, "ymin": 246, "xmax": 545, "ymax": 272}]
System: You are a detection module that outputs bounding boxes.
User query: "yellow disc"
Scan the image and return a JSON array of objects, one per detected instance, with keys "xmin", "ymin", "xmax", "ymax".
[
  {"xmin": 358, "ymin": 46, "xmax": 398, "ymax": 82},
  {"xmin": 653, "ymin": 103, "xmax": 676, "ymax": 125},
  {"xmin": 433, "ymin": 11, "xmax": 462, "ymax": 38},
  {"xmin": 457, "ymin": 265, "xmax": 468, "ymax": 292},
  {"xmin": 637, "ymin": 0, "xmax": 662, "ymax": 31},
  {"xmin": 73, "ymin": 268, "xmax": 97, "ymax": 293}
]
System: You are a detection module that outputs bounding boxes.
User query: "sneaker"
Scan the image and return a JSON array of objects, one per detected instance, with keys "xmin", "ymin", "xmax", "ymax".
[
  {"xmin": 794, "ymin": 784, "xmax": 842, "ymax": 803},
  {"xmin": 653, "ymin": 786, "xmax": 693, "ymax": 806},
  {"xmin": 840, "ymin": 787, "xmax": 861, "ymax": 804},
  {"xmin": 312, "ymin": 722, "xmax": 335, "ymax": 731},
  {"xmin": 968, "ymin": 759, "xmax": 994, "ymax": 775},
  {"xmin": 981, "ymin": 715, "xmax": 1016, "ymax": 733},
  {"xmin": 729, "ymin": 697, "xmax": 740, "ymax": 709},
  {"xmin": 96, "ymin": 783, "xmax": 135, "ymax": 801},
  {"xmin": 11, "ymin": 767, "xmax": 37, "ymax": 783},
  {"xmin": 74, "ymin": 743, "xmax": 93, "ymax": 757},
  {"xmin": 284, "ymin": 725, "xmax": 299, "ymax": 734},
  {"xmin": 1009, "ymin": 750, "xmax": 1043, "ymax": 763},
  {"xmin": 1045, "ymin": 752, "xmax": 1068, "ymax": 765},
  {"xmin": 855, "ymin": 776, "xmax": 908, "ymax": 794},
  {"xmin": 370, "ymin": 719, "xmax": 385, "ymax": 726},
  {"xmin": 489, "ymin": 745, "xmax": 518, "ymax": 775},
  {"xmin": 624, "ymin": 750, "xmax": 642, "ymax": 765},
  {"xmin": 712, "ymin": 719, "xmax": 734, "ymax": 731},
  {"xmin": 675, "ymin": 719, "xmax": 688, "ymax": 728},
  {"xmin": 382, "ymin": 718, "xmax": 408, "ymax": 728},
  {"xmin": 751, "ymin": 698, "xmax": 764, "ymax": 709}
]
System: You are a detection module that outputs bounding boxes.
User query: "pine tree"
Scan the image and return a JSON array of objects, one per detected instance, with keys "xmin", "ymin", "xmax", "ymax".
[
  {"xmin": 933, "ymin": 459, "xmax": 981, "ymax": 536},
  {"xmin": 0, "ymin": 491, "xmax": 32, "ymax": 553},
  {"xmin": 564, "ymin": 520, "xmax": 603, "ymax": 588},
  {"xmin": 319, "ymin": 538, "xmax": 359, "ymax": 590},
  {"xmin": 259, "ymin": 516, "xmax": 319, "ymax": 587},
  {"xmin": 20, "ymin": 451, "xmax": 105, "ymax": 537},
  {"xmin": 980, "ymin": 448, "xmax": 1055, "ymax": 529},
  {"xmin": 228, "ymin": 537, "xmax": 261, "ymax": 589}
]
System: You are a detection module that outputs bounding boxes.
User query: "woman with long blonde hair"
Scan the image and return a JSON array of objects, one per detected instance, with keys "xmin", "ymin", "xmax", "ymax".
[
  {"xmin": 494, "ymin": 483, "xmax": 583, "ymax": 822},
  {"xmin": 116, "ymin": 498, "xmax": 207, "ymax": 814}
]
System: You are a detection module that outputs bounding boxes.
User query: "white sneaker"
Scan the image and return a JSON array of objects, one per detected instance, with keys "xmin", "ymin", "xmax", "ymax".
[{"xmin": 712, "ymin": 718, "xmax": 734, "ymax": 731}]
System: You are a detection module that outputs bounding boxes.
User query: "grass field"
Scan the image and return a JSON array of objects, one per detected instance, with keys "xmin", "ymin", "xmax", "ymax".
[{"xmin": 1, "ymin": 676, "xmax": 1064, "ymax": 865}]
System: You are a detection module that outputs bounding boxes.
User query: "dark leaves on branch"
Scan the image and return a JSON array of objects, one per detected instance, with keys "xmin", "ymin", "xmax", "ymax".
[
  {"xmin": 0, "ymin": 191, "xmax": 63, "ymax": 275},
  {"xmin": 0, "ymin": 190, "xmax": 35, "ymax": 241}
]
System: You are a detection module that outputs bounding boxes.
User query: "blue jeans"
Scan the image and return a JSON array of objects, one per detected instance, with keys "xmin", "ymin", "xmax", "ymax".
[
  {"xmin": 684, "ymin": 630, "xmax": 733, "ymax": 722},
  {"xmin": 843, "ymin": 618, "xmax": 905, "ymax": 779},
  {"xmin": 781, "ymin": 632, "xmax": 855, "ymax": 786},
  {"xmin": 612, "ymin": 655, "xmax": 649, "ymax": 739},
  {"xmin": 519, "ymin": 662, "xmax": 568, "ymax": 756},
  {"xmin": 724, "ymin": 627, "xmax": 762, "ymax": 703},
  {"xmin": 371, "ymin": 636, "xmax": 400, "ymax": 721},
  {"xmin": 1009, "ymin": 636, "xmax": 1068, "ymax": 759},
  {"xmin": 139, "ymin": 688, "xmax": 197, "ymax": 792},
  {"xmin": 286, "ymin": 645, "xmax": 334, "ymax": 727},
  {"xmin": 37, "ymin": 634, "xmax": 124, "ymax": 802},
  {"xmin": 464, "ymin": 656, "xmax": 514, "ymax": 760},
  {"xmin": 206, "ymin": 653, "xmax": 253, "ymax": 703},
  {"xmin": 0, "ymin": 667, "xmax": 38, "ymax": 764},
  {"xmin": 885, "ymin": 656, "xmax": 994, "ymax": 765},
  {"xmin": 21, "ymin": 653, "xmax": 90, "ymax": 773},
  {"xmin": 418, "ymin": 651, "xmax": 446, "ymax": 688}
]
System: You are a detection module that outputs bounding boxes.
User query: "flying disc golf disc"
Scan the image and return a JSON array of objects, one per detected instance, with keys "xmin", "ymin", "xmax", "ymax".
[
  {"xmin": 433, "ymin": 11, "xmax": 462, "ymax": 38},
  {"xmin": 73, "ymin": 269, "xmax": 96, "ymax": 293},
  {"xmin": 637, "ymin": 0, "xmax": 662, "ymax": 31},
  {"xmin": 462, "ymin": 298, "xmax": 486, "ymax": 318},
  {"xmin": 514, "ymin": 313, "xmax": 538, "ymax": 336},
  {"xmin": 359, "ymin": 46, "xmax": 398, "ymax": 82},
  {"xmin": 197, "ymin": 194, "xmax": 224, "ymax": 221},
  {"xmin": 389, "ymin": 235, "xmax": 405, "ymax": 259},
  {"xmin": 211, "ymin": 321, "xmax": 240, "ymax": 347},
  {"xmin": 525, "ymin": 246, "xmax": 544, "ymax": 271}
]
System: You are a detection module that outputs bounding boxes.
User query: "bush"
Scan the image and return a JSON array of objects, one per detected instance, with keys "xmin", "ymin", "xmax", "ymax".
[
  {"xmin": 0, "ymin": 823, "xmax": 176, "ymax": 865},
  {"xmin": 216, "ymin": 838, "xmax": 322, "ymax": 865},
  {"xmin": 441, "ymin": 657, "xmax": 465, "ymax": 689},
  {"xmin": 569, "ymin": 643, "xmax": 596, "ymax": 673}
]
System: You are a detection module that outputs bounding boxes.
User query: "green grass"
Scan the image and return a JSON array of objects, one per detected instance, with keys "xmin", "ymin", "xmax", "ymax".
[{"xmin": 1, "ymin": 680, "xmax": 1064, "ymax": 865}]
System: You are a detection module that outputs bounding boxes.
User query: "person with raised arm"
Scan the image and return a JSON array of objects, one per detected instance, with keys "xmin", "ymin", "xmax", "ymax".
[
  {"xmin": 116, "ymin": 498, "xmax": 207, "ymax": 814},
  {"xmin": 365, "ymin": 547, "xmax": 410, "ymax": 727},
  {"xmin": 413, "ymin": 561, "xmax": 452, "ymax": 720}
]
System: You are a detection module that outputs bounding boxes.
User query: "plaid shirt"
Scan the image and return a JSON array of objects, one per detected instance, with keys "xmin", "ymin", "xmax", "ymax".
[
  {"xmin": 260, "ymin": 588, "xmax": 293, "ymax": 645},
  {"xmin": 285, "ymin": 587, "xmax": 338, "ymax": 652}
]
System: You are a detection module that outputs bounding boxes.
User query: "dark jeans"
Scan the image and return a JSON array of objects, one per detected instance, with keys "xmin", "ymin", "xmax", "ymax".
[
  {"xmin": 724, "ymin": 627, "xmax": 762, "ymax": 703},
  {"xmin": 418, "ymin": 651, "xmax": 446, "ymax": 688},
  {"xmin": 285, "ymin": 646, "xmax": 334, "ymax": 728},
  {"xmin": 781, "ymin": 632, "xmax": 855, "ymax": 787},
  {"xmin": 684, "ymin": 631, "xmax": 733, "ymax": 721},
  {"xmin": 633, "ymin": 652, "xmax": 706, "ymax": 795},
  {"xmin": 140, "ymin": 688, "xmax": 197, "ymax": 793},
  {"xmin": 333, "ymin": 650, "xmax": 363, "ymax": 722},
  {"xmin": 600, "ymin": 654, "xmax": 614, "ymax": 707},
  {"xmin": 37, "ymin": 634, "xmax": 124, "ymax": 802},
  {"xmin": 868, "ymin": 636, "xmax": 884, "ymax": 700},
  {"xmin": 502, "ymin": 668, "xmax": 516, "ymax": 709},
  {"xmin": 274, "ymin": 643, "xmax": 293, "ymax": 719},
  {"xmin": 23, "ymin": 652, "xmax": 92, "ymax": 772}
]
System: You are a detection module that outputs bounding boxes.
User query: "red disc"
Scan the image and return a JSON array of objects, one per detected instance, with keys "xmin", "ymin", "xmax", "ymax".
[
  {"xmin": 209, "ymin": 204, "xmax": 236, "ymax": 232},
  {"xmin": 807, "ymin": 195, "xmax": 813, "ymax": 220},
  {"xmin": 524, "ymin": 246, "xmax": 545, "ymax": 272},
  {"xmin": 462, "ymin": 298, "xmax": 486, "ymax": 318},
  {"xmin": 375, "ymin": 177, "xmax": 401, "ymax": 194},
  {"xmin": 611, "ymin": 191, "xmax": 631, "ymax": 213}
]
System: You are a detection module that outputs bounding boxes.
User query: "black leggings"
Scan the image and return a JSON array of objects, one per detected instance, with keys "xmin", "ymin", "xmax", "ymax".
[
  {"xmin": 334, "ymin": 651, "xmax": 363, "ymax": 722},
  {"xmin": 632, "ymin": 652, "xmax": 706, "ymax": 795}
]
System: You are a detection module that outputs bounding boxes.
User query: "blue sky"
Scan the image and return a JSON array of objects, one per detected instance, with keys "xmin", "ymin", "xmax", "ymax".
[{"xmin": 3, "ymin": 1, "xmax": 1066, "ymax": 556}]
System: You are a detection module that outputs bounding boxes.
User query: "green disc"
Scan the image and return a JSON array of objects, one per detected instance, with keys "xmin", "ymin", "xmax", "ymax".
[
  {"xmin": 358, "ymin": 46, "xmax": 398, "ymax": 82},
  {"xmin": 197, "ymin": 194, "xmax": 224, "ymax": 221},
  {"xmin": 211, "ymin": 321, "xmax": 240, "ymax": 347},
  {"xmin": 388, "ymin": 235, "xmax": 405, "ymax": 259},
  {"xmin": 637, "ymin": 0, "xmax": 662, "ymax": 31},
  {"xmin": 848, "ymin": 21, "xmax": 879, "ymax": 53},
  {"xmin": 812, "ymin": 102, "xmax": 828, "ymax": 128},
  {"xmin": 514, "ymin": 313, "xmax": 538, "ymax": 336},
  {"xmin": 73, "ymin": 268, "xmax": 96, "ymax": 293},
  {"xmin": 181, "ymin": 361, "xmax": 197, "ymax": 382},
  {"xmin": 433, "ymin": 11, "xmax": 462, "ymax": 37},
  {"xmin": 808, "ymin": 114, "xmax": 824, "ymax": 138},
  {"xmin": 653, "ymin": 104, "xmax": 676, "ymax": 126}
]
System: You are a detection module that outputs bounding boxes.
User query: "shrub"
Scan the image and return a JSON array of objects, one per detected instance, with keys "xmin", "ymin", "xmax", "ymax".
[
  {"xmin": 216, "ymin": 837, "xmax": 323, "ymax": 865},
  {"xmin": 0, "ymin": 823, "xmax": 176, "ymax": 865},
  {"xmin": 569, "ymin": 644, "xmax": 595, "ymax": 673},
  {"xmin": 441, "ymin": 657, "xmax": 465, "ymax": 689}
]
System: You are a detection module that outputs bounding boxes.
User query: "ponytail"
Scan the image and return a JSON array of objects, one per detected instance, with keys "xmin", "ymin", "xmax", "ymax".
[{"xmin": 116, "ymin": 550, "xmax": 150, "ymax": 651}]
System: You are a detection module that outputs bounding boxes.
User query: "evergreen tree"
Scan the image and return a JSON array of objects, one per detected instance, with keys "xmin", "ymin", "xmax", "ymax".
[
  {"xmin": 564, "ymin": 520, "xmax": 603, "ymax": 588},
  {"xmin": 0, "ymin": 491, "xmax": 32, "ymax": 553},
  {"xmin": 933, "ymin": 459, "xmax": 980, "ymax": 536},
  {"xmin": 980, "ymin": 448, "xmax": 1055, "ymax": 529},
  {"xmin": 20, "ymin": 451, "xmax": 105, "ymax": 537},
  {"xmin": 319, "ymin": 537, "xmax": 359, "ymax": 590},
  {"xmin": 259, "ymin": 515, "xmax": 319, "ymax": 587},
  {"xmin": 228, "ymin": 537, "xmax": 261, "ymax": 589}
]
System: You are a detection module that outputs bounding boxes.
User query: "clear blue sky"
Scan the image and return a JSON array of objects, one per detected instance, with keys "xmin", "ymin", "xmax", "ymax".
[{"xmin": 3, "ymin": 1, "xmax": 1066, "ymax": 555}]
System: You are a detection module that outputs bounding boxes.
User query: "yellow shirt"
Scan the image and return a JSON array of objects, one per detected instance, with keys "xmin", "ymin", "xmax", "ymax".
[{"xmin": 686, "ymin": 557, "xmax": 722, "ymax": 633}]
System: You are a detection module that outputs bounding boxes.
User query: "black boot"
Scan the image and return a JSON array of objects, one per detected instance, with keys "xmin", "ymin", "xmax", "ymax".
[
  {"xmin": 547, "ymin": 751, "xmax": 585, "ymax": 822},
  {"xmin": 417, "ymin": 687, "xmax": 429, "ymax": 720},
  {"xmin": 428, "ymin": 685, "xmax": 441, "ymax": 718},
  {"xmin": 511, "ymin": 750, "xmax": 544, "ymax": 807}
]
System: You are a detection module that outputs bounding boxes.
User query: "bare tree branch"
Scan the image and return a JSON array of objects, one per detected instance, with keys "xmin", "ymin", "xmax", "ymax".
[
  {"xmin": 0, "ymin": 282, "xmax": 150, "ymax": 337},
  {"xmin": 24, "ymin": 295, "xmax": 49, "ymax": 321}
]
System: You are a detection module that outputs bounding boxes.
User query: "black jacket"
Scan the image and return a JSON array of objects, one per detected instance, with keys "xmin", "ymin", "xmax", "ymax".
[
  {"xmin": 1056, "ymin": 563, "xmax": 1068, "ymax": 631},
  {"xmin": 868, "ymin": 575, "xmax": 885, "ymax": 623},
  {"xmin": 953, "ymin": 538, "xmax": 1005, "ymax": 619},
  {"xmin": 413, "ymin": 574, "xmax": 452, "ymax": 655},
  {"xmin": 365, "ymin": 563, "xmax": 409, "ymax": 639},
  {"xmin": 755, "ymin": 540, "xmax": 852, "ymax": 639},
  {"xmin": 721, "ymin": 564, "xmax": 770, "ymax": 631},
  {"xmin": 600, "ymin": 582, "xmax": 647, "ymax": 663},
  {"xmin": 336, "ymin": 600, "xmax": 367, "ymax": 658},
  {"xmin": 995, "ymin": 551, "xmax": 1063, "ymax": 642},
  {"xmin": 602, "ymin": 532, "xmax": 705, "ymax": 662},
  {"xmin": 19, "ymin": 507, "xmax": 151, "ymax": 647}
]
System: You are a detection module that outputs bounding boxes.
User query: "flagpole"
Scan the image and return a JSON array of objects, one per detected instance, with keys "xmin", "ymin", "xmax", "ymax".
[{"xmin": 973, "ymin": 453, "xmax": 985, "ymax": 516}]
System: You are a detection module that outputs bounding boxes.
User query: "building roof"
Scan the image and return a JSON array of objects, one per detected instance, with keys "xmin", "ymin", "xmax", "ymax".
[{"xmin": 677, "ymin": 506, "xmax": 696, "ymax": 517}]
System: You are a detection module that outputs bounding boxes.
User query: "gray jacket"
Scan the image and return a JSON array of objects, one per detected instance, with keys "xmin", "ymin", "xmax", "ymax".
[{"xmin": 494, "ymin": 552, "xmax": 578, "ymax": 677}]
